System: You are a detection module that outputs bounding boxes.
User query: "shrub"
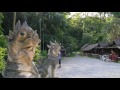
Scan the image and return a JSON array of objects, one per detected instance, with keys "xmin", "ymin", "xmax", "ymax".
[
  {"xmin": 33, "ymin": 46, "xmax": 43, "ymax": 62},
  {"xmin": 0, "ymin": 35, "xmax": 7, "ymax": 48},
  {"xmin": 66, "ymin": 52, "xmax": 76, "ymax": 57},
  {"xmin": 41, "ymin": 50, "xmax": 47, "ymax": 58},
  {"xmin": 79, "ymin": 51, "xmax": 84, "ymax": 56},
  {"xmin": 0, "ymin": 47, "xmax": 7, "ymax": 73},
  {"xmin": 34, "ymin": 49, "xmax": 47, "ymax": 65}
]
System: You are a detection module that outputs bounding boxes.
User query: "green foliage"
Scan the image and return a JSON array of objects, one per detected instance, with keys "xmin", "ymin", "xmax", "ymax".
[
  {"xmin": 102, "ymin": 17, "xmax": 120, "ymax": 42},
  {"xmin": 82, "ymin": 16, "xmax": 105, "ymax": 41},
  {"xmin": 2, "ymin": 12, "xmax": 119, "ymax": 54},
  {"xmin": 0, "ymin": 13, "xmax": 4, "ymax": 33},
  {"xmin": 2, "ymin": 12, "xmax": 25, "ymax": 35},
  {"xmin": 117, "ymin": 60, "xmax": 120, "ymax": 63},
  {"xmin": 2, "ymin": 12, "xmax": 13, "ymax": 35},
  {"xmin": 0, "ymin": 35, "xmax": 7, "ymax": 48},
  {"xmin": 80, "ymin": 33, "xmax": 92, "ymax": 45},
  {"xmin": 111, "ymin": 12, "xmax": 120, "ymax": 18},
  {"xmin": 0, "ymin": 13, "xmax": 7, "ymax": 48},
  {"xmin": 63, "ymin": 35, "xmax": 78, "ymax": 53},
  {"xmin": 0, "ymin": 47, "xmax": 7, "ymax": 73},
  {"xmin": 33, "ymin": 46, "xmax": 43, "ymax": 62},
  {"xmin": 66, "ymin": 52, "xmax": 76, "ymax": 57},
  {"xmin": 79, "ymin": 51, "xmax": 84, "ymax": 56},
  {"xmin": 41, "ymin": 50, "xmax": 47, "ymax": 58},
  {"xmin": 68, "ymin": 13, "xmax": 83, "ymax": 49},
  {"xmin": 1, "ymin": 12, "xmax": 79, "ymax": 53}
]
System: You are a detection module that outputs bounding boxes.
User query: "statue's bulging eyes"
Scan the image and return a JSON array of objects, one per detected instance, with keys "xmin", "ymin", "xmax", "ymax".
[{"xmin": 20, "ymin": 32, "xmax": 24, "ymax": 36}]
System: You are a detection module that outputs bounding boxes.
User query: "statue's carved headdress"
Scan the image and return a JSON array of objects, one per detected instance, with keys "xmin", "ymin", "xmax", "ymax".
[{"xmin": 7, "ymin": 21, "xmax": 40, "ymax": 45}]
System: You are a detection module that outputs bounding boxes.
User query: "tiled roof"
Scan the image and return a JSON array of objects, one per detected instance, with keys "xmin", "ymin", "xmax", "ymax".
[{"xmin": 81, "ymin": 43, "xmax": 98, "ymax": 51}]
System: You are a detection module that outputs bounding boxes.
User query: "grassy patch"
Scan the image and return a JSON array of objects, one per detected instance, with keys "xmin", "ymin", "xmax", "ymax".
[
  {"xmin": 66, "ymin": 52, "xmax": 76, "ymax": 57},
  {"xmin": 116, "ymin": 60, "xmax": 120, "ymax": 63}
]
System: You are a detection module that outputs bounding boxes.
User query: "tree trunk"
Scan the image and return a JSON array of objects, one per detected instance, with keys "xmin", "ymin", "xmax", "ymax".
[{"xmin": 13, "ymin": 12, "xmax": 16, "ymax": 31}]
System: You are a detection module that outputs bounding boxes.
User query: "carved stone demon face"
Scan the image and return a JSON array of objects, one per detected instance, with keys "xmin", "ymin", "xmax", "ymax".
[{"xmin": 15, "ymin": 28, "xmax": 28, "ymax": 42}]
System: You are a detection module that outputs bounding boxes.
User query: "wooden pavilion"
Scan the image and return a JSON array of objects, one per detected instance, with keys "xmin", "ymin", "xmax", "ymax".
[{"xmin": 81, "ymin": 38, "xmax": 120, "ymax": 57}]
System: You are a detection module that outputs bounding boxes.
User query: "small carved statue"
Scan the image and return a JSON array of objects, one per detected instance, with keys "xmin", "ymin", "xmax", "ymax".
[{"xmin": 47, "ymin": 41, "xmax": 61, "ymax": 78}]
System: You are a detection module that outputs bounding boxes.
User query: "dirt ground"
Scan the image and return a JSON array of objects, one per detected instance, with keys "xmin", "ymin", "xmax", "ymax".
[{"xmin": 56, "ymin": 55, "xmax": 120, "ymax": 78}]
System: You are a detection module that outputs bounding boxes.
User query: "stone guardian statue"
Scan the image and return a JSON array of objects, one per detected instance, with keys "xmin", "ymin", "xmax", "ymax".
[{"xmin": 2, "ymin": 21, "xmax": 41, "ymax": 78}]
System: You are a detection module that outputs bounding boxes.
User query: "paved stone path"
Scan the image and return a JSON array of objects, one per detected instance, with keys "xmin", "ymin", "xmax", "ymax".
[{"xmin": 56, "ymin": 55, "xmax": 120, "ymax": 78}]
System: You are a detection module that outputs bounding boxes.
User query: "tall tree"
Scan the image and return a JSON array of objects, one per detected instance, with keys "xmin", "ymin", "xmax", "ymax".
[
  {"xmin": 111, "ymin": 12, "xmax": 120, "ymax": 18},
  {"xmin": 0, "ymin": 13, "xmax": 4, "ymax": 35},
  {"xmin": 13, "ymin": 12, "xmax": 16, "ymax": 31}
]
